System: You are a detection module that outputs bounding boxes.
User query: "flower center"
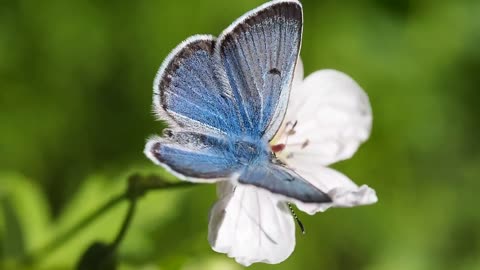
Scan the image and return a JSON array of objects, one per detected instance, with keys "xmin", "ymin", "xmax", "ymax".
[
  {"xmin": 270, "ymin": 120, "xmax": 311, "ymax": 161},
  {"xmin": 270, "ymin": 120, "xmax": 298, "ymax": 154}
]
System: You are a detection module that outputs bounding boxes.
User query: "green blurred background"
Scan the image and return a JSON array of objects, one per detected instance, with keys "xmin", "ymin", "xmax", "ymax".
[{"xmin": 1, "ymin": 0, "xmax": 479, "ymax": 269}]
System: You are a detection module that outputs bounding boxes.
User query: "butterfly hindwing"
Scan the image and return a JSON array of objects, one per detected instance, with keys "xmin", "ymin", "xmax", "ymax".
[
  {"xmin": 216, "ymin": 0, "xmax": 303, "ymax": 140},
  {"xmin": 146, "ymin": 130, "xmax": 241, "ymax": 181},
  {"xmin": 238, "ymin": 163, "xmax": 332, "ymax": 203}
]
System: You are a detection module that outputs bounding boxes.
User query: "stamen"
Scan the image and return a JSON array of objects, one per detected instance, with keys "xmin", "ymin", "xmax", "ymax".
[
  {"xmin": 291, "ymin": 120, "xmax": 298, "ymax": 129},
  {"xmin": 271, "ymin": 143, "xmax": 286, "ymax": 153},
  {"xmin": 270, "ymin": 120, "xmax": 298, "ymax": 154},
  {"xmin": 286, "ymin": 120, "xmax": 298, "ymax": 136},
  {"xmin": 301, "ymin": 139, "xmax": 310, "ymax": 149},
  {"xmin": 288, "ymin": 203, "xmax": 305, "ymax": 234}
]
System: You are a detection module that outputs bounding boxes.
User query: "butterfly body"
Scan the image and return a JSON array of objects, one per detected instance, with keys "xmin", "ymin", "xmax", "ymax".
[{"xmin": 231, "ymin": 135, "xmax": 269, "ymax": 164}]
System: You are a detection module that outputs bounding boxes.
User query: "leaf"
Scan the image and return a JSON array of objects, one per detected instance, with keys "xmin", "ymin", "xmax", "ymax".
[
  {"xmin": 0, "ymin": 196, "xmax": 26, "ymax": 260},
  {"xmin": 38, "ymin": 174, "xmax": 127, "ymax": 268},
  {"xmin": 39, "ymin": 168, "xmax": 186, "ymax": 268},
  {"xmin": 0, "ymin": 172, "xmax": 51, "ymax": 263},
  {"xmin": 76, "ymin": 241, "xmax": 117, "ymax": 270}
]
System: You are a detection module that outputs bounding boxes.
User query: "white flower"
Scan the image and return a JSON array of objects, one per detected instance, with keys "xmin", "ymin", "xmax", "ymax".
[{"xmin": 208, "ymin": 59, "xmax": 378, "ymax": 266}]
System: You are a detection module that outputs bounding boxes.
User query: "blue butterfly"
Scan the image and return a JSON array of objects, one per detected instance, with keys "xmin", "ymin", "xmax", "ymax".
[{"xmin": 145, "ymin": 0, "xmax": 332, "ymax": 204}]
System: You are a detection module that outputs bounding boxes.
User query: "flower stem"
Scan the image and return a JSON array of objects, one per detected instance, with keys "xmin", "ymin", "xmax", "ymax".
[
  {"xmin": 27, "ymin": 173, "xmax": 196, "ymax": 265},
  {"xmin": 29, "ymin": 193, "xmax": 126, "ymax": 263},
  {"xmin": 110, "ymin": 197, "xmax": 137, "ymax": 250}
]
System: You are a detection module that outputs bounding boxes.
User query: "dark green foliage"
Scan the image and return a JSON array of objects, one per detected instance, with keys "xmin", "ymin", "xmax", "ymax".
[
  {"xmin": 1, "ymin": 198, "xmax": 26, "ymax": 261},
  {"xmin": 76, "ymin": 242, "xmax": 116, "ymax": 270}
]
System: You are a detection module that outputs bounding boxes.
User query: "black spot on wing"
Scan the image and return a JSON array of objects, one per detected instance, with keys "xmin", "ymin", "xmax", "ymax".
[{"xmin": 268, "ymin": 68, "xmax": 281, "ymax": 76}]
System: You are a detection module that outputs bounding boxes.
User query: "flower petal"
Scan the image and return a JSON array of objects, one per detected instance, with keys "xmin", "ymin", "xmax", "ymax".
[
  {"xmin": 292, "ymin": 57, "xmax": 304, "ymax": 90},
  {"xmin": 208, "ymin": 181, "xmax": 295, "ymax": 266},
  {"xmin": 292, "ymin": 166, "xmax": 377, "ymax": 215},
  {"xmin": 283, "ymin": 69, "xmax": 372, "ymax": 166}
]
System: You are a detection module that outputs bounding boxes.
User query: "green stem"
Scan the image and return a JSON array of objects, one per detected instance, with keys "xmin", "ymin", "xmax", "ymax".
[
  {"xmin": 27, "ymin": 174, "xmax": 196, "ymax": 265},
  {"xmin": 29, "ymin": 193, "xmax": 126, "ymax": 263},
  {"xmin": 110, "ymin": 198, "xmax": 137, "ymax": 250}
]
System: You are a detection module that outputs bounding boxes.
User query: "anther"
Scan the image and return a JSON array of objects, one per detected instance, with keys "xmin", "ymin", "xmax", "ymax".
[
  {"xmin": 301, "ymin": 139, "xmax": 310, "ymax": 149},
  {"xmin": 271, "ymin": 143, "xmax": 286, "ymax": 153}
]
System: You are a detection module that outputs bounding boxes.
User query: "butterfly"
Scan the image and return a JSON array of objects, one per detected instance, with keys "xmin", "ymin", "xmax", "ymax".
[{"xmin": 145, "ymin": 0, "xmax": 332, "ymax": 204}]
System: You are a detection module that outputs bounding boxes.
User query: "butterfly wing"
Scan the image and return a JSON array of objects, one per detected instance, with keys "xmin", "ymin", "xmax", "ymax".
[
  {"xmin": 215, "ymin": 1, "xmax": 330, "ymax": 203},
  {"xmin": 237, "ymin": 162, "xmax": 331, "ymax": 203},
  {"xmin": 148, "ymin": 35, "xmax": 245, "ymax": 181},
  {"xmin": 146, "ymin": 130, "xmax": 241, "ymax": 181},
  {"xmin": 215, "ymin": 0, "xmax": 303, "ymax": 139},
  {"xmin": 153, "ymin": 35, "xmax": 242, "ymax": 135}
]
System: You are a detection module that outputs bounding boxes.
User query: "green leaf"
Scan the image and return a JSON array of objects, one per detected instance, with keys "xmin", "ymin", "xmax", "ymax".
[
  {"xmin": 0, "ymin": 172, "xmax": 51, "ymax": 264},
  {"xmin": 76, "ymin": 241, "xmax": 116, "ymax": 270},
  {"xmin": 38, "ymin": 168, "xmax": 186, "ymax": 268},
  {"xmin": 0, "ymin": 196, "xmax": 26, "ymax": 260}
]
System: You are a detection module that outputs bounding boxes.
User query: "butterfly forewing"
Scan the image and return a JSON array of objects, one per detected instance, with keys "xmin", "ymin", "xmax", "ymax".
[
  {"xmin": 153, "ymin": 35, "xmax": 242, "ymax": 135},
  {"xmin": 216, "ymin": 0, "xmax": 303, "ymax": 140}
]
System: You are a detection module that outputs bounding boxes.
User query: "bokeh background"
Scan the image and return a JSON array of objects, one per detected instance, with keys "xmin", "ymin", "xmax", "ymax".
[{"xmin": 1, "ymin": 0, "xmax": 480, "ymax": 269}]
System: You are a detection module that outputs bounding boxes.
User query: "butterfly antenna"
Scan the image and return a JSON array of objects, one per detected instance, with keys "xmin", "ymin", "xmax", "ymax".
[{"xmin": 287, "ymin": 203, "xmax": 305, "ymax": 234}]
